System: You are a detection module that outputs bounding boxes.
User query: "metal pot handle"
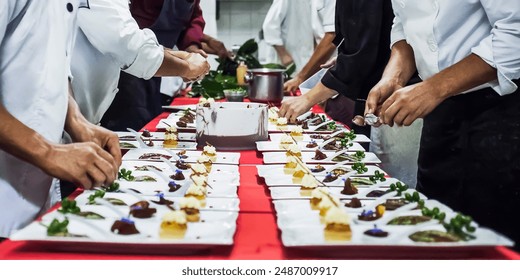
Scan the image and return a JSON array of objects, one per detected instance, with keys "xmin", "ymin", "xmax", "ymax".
[{"xmin": 244, "ymin": 72, "xmax": 253, "ymax": 84}]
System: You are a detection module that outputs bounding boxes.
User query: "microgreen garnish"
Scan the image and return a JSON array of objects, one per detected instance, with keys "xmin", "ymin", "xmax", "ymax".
[
  {"xmin": 118, "ymin": 168, "xmax": 135, "ymax": 181},
  {"xmin": 369, "ymin": 170, "xmax": 386, "ymax": 183},
  {"xmin": 58, "ymin": 199, "xmax": 80, "ymax": 214},
  {"xmin": 44, "ymin": 218, "xmax": 69, "ymax": 236},
  {"xmin": 105, "ymin": 182, "xmax": 120, "ymax": 192},
  {"xmin": 88, "ymin": 189, "xmax": 106, "ymax": 204},
  {"xmin": 352, "ymin": 162, "xmax": 368, "ymax": 174},
  {"xmin": 389, "ymin": 182, "xmax": 409, "ymax": 196}
]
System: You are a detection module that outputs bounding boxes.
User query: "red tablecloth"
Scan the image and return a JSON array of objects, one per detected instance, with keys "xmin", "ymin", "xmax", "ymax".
[{"xmin": 1, "ymin": 96, "xmax": 518, "ymax": 260}]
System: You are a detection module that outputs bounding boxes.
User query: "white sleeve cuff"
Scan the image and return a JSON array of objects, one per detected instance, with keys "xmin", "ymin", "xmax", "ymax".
[
  {"xmin": 122, "ymin": 29, "xmax": 164, "ymax": 80},
  {"xmin": 323, "ymin": 24, "xmax": 335, "ymax": 33},
  {"xmin": 472, "ymin": 37, "xmax": 519, "ymax": 96}
]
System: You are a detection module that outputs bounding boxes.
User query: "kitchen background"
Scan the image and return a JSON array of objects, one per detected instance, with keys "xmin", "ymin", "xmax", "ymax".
[{"xmin": 201, "ymin": 0, "xmax": 274, "ymax": 68}]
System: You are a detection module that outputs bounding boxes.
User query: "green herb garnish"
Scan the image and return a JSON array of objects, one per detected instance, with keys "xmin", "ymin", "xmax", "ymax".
[
  {"xmin": 88, "ymin": 189, "xmax": 105, "ymax": 205},
  {"xmin": 45, "ymin": 218, "xmax": 69, "ymax": 237},
  {"xmin": 58, "ymin": 199, "xmax": 80, "ymax": 215},
  {"xmin": 369, "ymin": 170, "xmax": 387, "ymax": 183},
  {"xmin": 342, "ymin": 130, "xmax": 356, "ymax": 141},
  {"xmin": 389, "ymin": 182, "xmax": 409, "ymax": 196},
  {"xmin": 352, "ymin": 162, "xmax": 368, "ymax": 174},
  {"xmin": 118, "ymin": 168, "xmax": 135, "ymax": 181},
  {"xmin": 105, "ymin": 182, "xmax": 120, "ymax": 192}
]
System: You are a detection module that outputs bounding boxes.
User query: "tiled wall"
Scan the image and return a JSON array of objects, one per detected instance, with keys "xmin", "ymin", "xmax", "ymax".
[{"xmin": 216, "ymin": 0, "xmax": 273, "ymax": 50}]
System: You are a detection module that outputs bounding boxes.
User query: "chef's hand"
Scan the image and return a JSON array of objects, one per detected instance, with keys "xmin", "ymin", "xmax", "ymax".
[
  {"xmin": 279, "ymin": 95, "xmax": 314, "ymax": 123},
  {"xmin": 181, "ymin": 53, "xmax": 210, "ymax": 82},
  {"xmin": 378, "ymin": 81, "xmax": 444, "ymax": 127},
  {"xmin": 185, "ymin": 44, "xmax": 208, "ymax": 58},
  {"xmin": 202, "ymin": 37, "xmax": 233, "ymax": 60},
  {"xmin": 41, "ymin": 142, "xmax": 119, "ymax": 190},
  {"xmin": 364, "ymin": 78, "xmax": 404, "ymax": 127},
  {"xmin": 70, "ymin": 122, "xmax": 122, "ymax": 167},
  {"xmin": 284, "ymin": 76, "xmax": 303, "ymax": 94}
]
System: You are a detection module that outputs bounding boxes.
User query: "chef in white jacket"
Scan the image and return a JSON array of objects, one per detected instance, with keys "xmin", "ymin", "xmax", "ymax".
[
  {"xmin": 0, "ymin": 0, "xmax": 120, "ymax": 238},
  {"xmin": 262, "ymin": 0, "xmax": 314, "ymax": 72},
  {"xmin": 72, "ymin": 0, "xmax": 209, "ymax": 124}
]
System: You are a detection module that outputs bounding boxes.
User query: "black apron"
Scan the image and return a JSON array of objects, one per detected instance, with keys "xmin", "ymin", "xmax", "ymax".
[
  {"xmin": 101, "ymin": 0, "xmax": 195, "ymax": 131},
  {"xmin": 416, "ymin": 83, "xmax": 520, "ymax": 250}
]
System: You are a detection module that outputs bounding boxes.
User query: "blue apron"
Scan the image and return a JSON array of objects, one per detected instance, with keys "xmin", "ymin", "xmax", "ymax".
[{"xmin": 101, "ymin": 0, "xmax": 196, "ymax": 131}]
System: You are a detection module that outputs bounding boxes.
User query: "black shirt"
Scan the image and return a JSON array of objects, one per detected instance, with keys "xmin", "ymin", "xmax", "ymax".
[{"xmin": 321, "ymin": 0, "xmax": 393, "ymax": 101}]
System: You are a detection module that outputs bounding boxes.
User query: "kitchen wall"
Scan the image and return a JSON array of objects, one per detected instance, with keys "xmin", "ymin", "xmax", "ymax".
[{"xmin": 216, "ymin": 0, "xmax": 273, "ymax": 49}]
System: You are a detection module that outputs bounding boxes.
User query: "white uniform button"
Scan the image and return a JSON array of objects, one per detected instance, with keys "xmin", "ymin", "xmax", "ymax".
[
  {"xmin": 399, "ymin": 0, "xmax": 406, "ymax": 8},
  {"xmin": 429, "ymin": 43, "xmax": 438, "ymax": 52}
]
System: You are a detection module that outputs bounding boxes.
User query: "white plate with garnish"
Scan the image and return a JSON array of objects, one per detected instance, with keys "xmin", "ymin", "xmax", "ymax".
[
  {"xmin": 262, "ymin": 151, "xmax": 381, "ymax": 164},
  {"xmin": 10, "ymin": 216, "xmax": 237, "ymax": 250},
  {"xmin": 120, "ymin": 161, "xmax": 239, "ymax": 176},
  {"xmin": 119, "ymin": 140, "xmax": 198, "ymax": 150},
  {"xmin": 269, "ymin": 131, "xmax": 371, "ymax": 143},
  {"xmin": 278, "ymin": 223, "xmax": 513, "ymax": 248},
  {"xmin": 116, "ymin": 167, "xmax": 240, "ymax": 186},
  {"xmin": 263, "ymin": 176, "xmax": 399, "ymax": 188},
  {"xmin": 117, "ymin": 131, "xmax": 197, "ymax": 142},
  {"xmin": 117, "ymin": 180, "xmax": 239, "ymax": 198},
  {"xmin": 255, "ymin": 140, "xmax": 365, "ymax": 152},
  {"xmin": 155, "ymin": 118, "xmax": 196, "ymax": 131},
  {"xmin": 43, "ymin": 204, "xmax": 239, "ymax": 224},
  {"xmin": 122, "ymin": 148, "xmax": 241, "ymax": 165},
  {"xmin": 74, "ymin": 192, "xmax": 241, "ymax": 211},
  {"xmin": 257, "ymin": 164, "xmax": 386, "ymax": 178}
]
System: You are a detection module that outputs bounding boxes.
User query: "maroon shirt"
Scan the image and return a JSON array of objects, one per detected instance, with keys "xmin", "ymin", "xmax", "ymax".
[{"xmin": 130, "ymin": 0, "xmax": 205, "ymax": 49}]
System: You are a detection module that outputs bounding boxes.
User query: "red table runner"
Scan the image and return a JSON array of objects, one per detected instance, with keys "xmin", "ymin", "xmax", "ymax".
[{"xmin": 1, "ymin": 96, "xmax": 518, "ymax": 260}]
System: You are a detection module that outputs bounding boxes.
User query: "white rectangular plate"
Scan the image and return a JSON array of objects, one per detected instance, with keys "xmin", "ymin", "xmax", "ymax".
[
  {"xmin": 256, "ymin": 141, "xmax": 365, "ymax": 152},
  {"xmin": 116, "ymin": 131, "xmax": 197, "ymax": 142},
  {"xmin": 122, "ymin": 148, "xmax": 240, "ymax": 165},
  {"xmin": 269, "ymin": 132, "xmax": 371, "ymax": 143},
  {"xmin": 257, "ymin": 164, "xmax": 386, "ymax": 178},
  {"xmin": 119, "ymin": 140, "xmax": 197, "ymax": 150},
  {"xmin": 262, "ymin": 151, "xmax": 381, "ymax": 164},
  {"xmin": 156, "ymin": 118, "xmax": 195, "ymax": 130},
  {"xmin": 74, "ymin": 192, "xmax": 240, "ymax": 211}
]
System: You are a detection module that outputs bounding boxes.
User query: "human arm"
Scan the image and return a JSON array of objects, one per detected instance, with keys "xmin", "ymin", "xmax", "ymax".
[
  {"xmin": 262, "ymin": 0, "xmax": 291, "ymax": 65},
  {"xmin": 378, "ymin": 54, "xmax": 497, "ymax": 126},
  {"xmin": 0, "ymin": 89, "xmax": 120, "ymax": 190},
  {"xmin": 178, "ymin": 0, "xmax": 206, "ymax": 56},
  {"xmin": 201, "ymin": 34, "xmax": 232, "ymax": 60},
  {"xmin": 279, "ymin": 82, "xmax": 337, "ymax": 123},
  {"xmin": 155, "ymin": 49, "xmax": 210, "ymax": 81},
  {"xmin": 284, "ymin": 32, "xmax": 336, "ymax": 92},
  {"xmin": 364, "ymin": 40, "xmax": 417, "ymax": 116}
]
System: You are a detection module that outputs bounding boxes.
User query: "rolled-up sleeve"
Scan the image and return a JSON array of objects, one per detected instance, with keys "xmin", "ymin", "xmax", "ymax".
[
  {"xmin": 321, "ymin": 0, "xmax": 335, "ymax": 33},
  {"xmin": 471, "ymin": 0, "xmax": 520, "ymax": 95},
  {"xmin": 77, "ymin": 0, "xmax": 164, "ymax": 80},
  {"xmin": 389, "ymin": 6, "xmax": 405, "ymax": 48},
  {"xmin": 262, "ymin": 0, "xmax": 288, "ymax": 46},
  {"xmin": 177, "ymin": 0, "xmax": 205, "ymax": 50}
]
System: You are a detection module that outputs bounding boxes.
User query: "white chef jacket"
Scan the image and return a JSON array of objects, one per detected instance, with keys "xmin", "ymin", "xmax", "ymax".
[
  {"xmin": 71, "ymin": 0, "xmax": 164, "ymax": 124},
  {"xmin": 391, "ymin": 0, "xmax": 520, "ymax": 95},
  {"xmin": 262, "ymin": 0, "xmax": 314, "ymax": 72},
  {"xmin": 0, "ymin": 0, "xmax": 81, "ymax": 237},
  {"xmin": 311, "ymin": 0, "xmax": 335, "ymax": 44}
]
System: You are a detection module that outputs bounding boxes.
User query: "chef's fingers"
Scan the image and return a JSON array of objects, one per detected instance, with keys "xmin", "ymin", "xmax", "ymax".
[
  {"xmin": 104, "ymin": 134, "xmax": 122, "ymax": 167},
  {"xmin": 93, "ymin": 148, "xmax": 118, "ymax": 184},
  {"xmin": 86, "ymin": 165, "xmax": 108, "ymax": 189}
]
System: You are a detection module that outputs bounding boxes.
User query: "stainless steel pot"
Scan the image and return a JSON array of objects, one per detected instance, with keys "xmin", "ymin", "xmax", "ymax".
[{"xmin": 244, "ymin": 68, "xmax": 287, "ymax": 103}]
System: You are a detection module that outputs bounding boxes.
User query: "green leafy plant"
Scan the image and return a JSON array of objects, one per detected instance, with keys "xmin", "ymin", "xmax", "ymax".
[{"xmin": 189, "ymin": 38, "xmax": 295, "ymax": 99}]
